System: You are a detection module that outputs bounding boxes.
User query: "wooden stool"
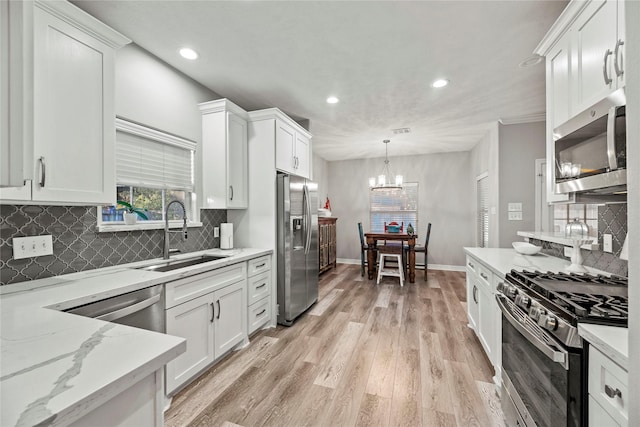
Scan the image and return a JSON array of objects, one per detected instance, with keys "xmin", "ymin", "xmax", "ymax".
[{"xmin": 377, "ymin": 253, "xmax": 404, "ymax": 286}]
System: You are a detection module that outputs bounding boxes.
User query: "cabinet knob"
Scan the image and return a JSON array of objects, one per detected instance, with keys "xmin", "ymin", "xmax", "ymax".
[{"xmin": 604, "ymin": 384, "xmax": 622, "ymax": 399}]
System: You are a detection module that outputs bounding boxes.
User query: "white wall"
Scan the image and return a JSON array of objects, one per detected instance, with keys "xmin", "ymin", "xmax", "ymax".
[
  {"xmin": 498, "ymin": 121, "xmax": 546, "ymax": 247},
  {"xmin": 327, "ymin": 151, "xmax": 474, "ymax": 268},
  {"xmin": 115, "ymin": 43, "xmax": 219, "ymax": 143},
  {"xmin": 312, "ymin": 154, "xmax": 329, "ymax": 209},
  {"xmin": 626, "ymin": 0, "xmax": 639, "ymax": 423}
]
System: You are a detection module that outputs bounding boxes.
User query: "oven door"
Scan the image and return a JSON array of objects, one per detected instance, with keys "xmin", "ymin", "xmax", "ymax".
[{"xmin": 497, "ymin": 294, "xmax": 583, "ymax": 427}]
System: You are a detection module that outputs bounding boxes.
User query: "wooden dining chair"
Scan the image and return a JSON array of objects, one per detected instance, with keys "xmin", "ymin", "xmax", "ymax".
[
  {"xmin": 414, "ymin": 223, "xmax": 432, "ymax": 280},
  {"xmin": 358, "ymin": 222, "xmax": 367, "ymax": 277}
]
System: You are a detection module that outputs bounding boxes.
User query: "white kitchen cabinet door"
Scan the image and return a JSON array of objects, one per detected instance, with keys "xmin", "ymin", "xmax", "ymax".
[
  {"xmin": 547, "ymin": 33, "xmax": 572, "ymax": 128},
  {"xmin": 31, "ymin": 4, "xmax": 117, "ymax": 204},
  {"xmin": 165, "ymin": 294, "xmax": 215, "ymax": 394},
  {"xmin": 294, "ymin": 132, "xmax": 311, "ymax": 179},
  {"xmin": 466, "ymin": 273, "xmax": 479, "ymax": 331},
  {"xmin": 200, "ymin": 100, "xmax": 249, "ymax": 209},
  {"xmin": 227, "ymin": 112, "xmax": 248, "ymax": 208},
  {"xmin": 275, "ymin": 119, "xmax": 296, "ymax": 175},
  {"xmin": 213, "ymin": 280, "xmax": 246, "ymax": 359},
  {"xmin": 572, "ymin": 0, "xmax": 619, "ymax": 113},
  {"xmin": 589, "ymin": 396, "xmax": 622, "ymax": 427},
  {"xmin": 477, "ymin": 284, "xmax": 495, "ymax": 365}
]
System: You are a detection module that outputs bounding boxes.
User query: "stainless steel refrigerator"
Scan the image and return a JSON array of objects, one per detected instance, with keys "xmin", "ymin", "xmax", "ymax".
[{"xmin": 277, "ymin": 173, "xmax": 319, "ymax": 326}]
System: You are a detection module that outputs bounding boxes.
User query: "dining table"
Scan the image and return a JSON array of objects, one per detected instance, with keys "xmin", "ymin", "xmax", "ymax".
[{"xmin": 364, "ymin": 232, "xmax": 417, "ymax": 283}]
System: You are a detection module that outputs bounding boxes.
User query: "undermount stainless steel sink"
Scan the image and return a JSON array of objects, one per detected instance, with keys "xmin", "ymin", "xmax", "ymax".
[{"xmin": 135, "ymin": 255, "xmax": 227, "ymax": 273}]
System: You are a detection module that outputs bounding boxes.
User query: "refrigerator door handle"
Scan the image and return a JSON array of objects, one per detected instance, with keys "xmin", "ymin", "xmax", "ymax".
[{"xmin": 303, "ymin": 185, "xmax": 312, "ymax": 255}]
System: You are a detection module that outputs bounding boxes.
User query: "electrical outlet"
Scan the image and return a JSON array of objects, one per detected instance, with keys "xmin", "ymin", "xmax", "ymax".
[
  {"xmin": 13, "ymin": 235, "xmax": 54, "ymax": 259},
  {"xmin": 603, "ymin": 234, "xmax": 613, "ymax": 253},
  {"xmin": 508, "ymin": 212, "xmax": 523, "ymax": 221},
  {"xmin": 564, "ymin": 246, "xmax": 572, "ymax": 257},
  {"xmin": 214, "ymin": 227, "xmax": 220, "ymax": 238}
]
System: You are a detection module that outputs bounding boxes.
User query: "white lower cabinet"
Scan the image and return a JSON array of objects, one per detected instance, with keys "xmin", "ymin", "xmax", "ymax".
[
  {"xmin": 588, "ymin": 345, "xmax": 628, "ymax": 426},
  {"xmin": 165, "ymin": 267, "xmax": 247, "ymax": 395},
  {"xmin": 247, "ymin": 255, "xmax": 272, "ymax": 335},
  {"xmin": 465, "ymin": 254, "xmax": 502, "ymax": 383}
]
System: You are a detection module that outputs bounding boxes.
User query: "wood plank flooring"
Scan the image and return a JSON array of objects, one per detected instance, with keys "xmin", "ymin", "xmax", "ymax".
[{"xmin": 165, "ymin": 265, "xmax": 505, "ymax": 427}]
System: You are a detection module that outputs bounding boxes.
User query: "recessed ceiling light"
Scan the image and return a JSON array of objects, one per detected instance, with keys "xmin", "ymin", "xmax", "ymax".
[
  {"xmin": 519, "ymin": 54, "xmax": 543, "ymax": 68},
  {"xmin": 326, "ymin": 96, "xmax": 339, "ymax": 104},
  {"xmin": 432, "ymin": 79, "xmax": 449, "ymax": 88},
  {"xmin": 179, "ymin": 47, "xmax": 198, "ymax": 60}
]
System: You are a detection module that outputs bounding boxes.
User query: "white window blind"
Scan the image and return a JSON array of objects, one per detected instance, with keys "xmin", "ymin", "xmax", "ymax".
[
  {"xmin": 115, "ymin": 119, "xmax": 196, "ymax": 191},
  {"xmin": 369, "ymin": 183, "xmax": 418, "ymax": 233},
  {"xmin": 477, "ymin": 175, "xmax": 489, "ymax": 247}
]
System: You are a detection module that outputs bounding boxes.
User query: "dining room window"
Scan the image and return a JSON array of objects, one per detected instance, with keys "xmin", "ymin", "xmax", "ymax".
[{"xmin": 369, "ymin": 183, "xmax": 418, "ymax": 233}]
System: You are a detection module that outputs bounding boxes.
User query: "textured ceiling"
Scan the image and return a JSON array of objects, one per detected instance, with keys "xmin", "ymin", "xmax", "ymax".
[{"xmin": 73, "ymin": 1, "xmax": 568, "ymax": 161}]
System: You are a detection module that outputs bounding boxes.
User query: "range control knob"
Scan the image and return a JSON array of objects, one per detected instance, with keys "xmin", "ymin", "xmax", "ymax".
[
  {"xmin": 529, "ymin": 306, "xmax": 547, "ymax": 321},
  {"xmin": 515, "ymin": 294, "xmax": 530, "ymax": 309},
  {"xmin": 543, "ymin": 315, "xmax": 558, "ymax": 331},
  {"xmin": 496, "ymin": 282, "xmax": 506, "ymax": 293},
  {"xmin": 506, "ymin": 286, "xmax": 518, "ymax": 299}
]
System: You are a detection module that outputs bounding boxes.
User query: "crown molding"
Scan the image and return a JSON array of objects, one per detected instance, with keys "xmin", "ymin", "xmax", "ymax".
[{"xmin": 498, "ymin": 112, "xmax": 546, "ymax": 125}]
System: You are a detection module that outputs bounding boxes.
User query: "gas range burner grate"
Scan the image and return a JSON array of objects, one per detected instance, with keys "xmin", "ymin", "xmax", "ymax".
[{"xmin": 507, "ymin": 270, "xmax": 629, "ymax": 325}]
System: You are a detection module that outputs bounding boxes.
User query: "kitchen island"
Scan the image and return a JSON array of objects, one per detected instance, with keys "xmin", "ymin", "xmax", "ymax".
[{"xmin": 0, "ymin": 248, "xmax": 271, "ymax": 427}]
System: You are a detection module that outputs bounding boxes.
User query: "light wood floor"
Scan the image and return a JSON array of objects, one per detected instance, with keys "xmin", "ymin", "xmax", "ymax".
[{"xmin": 165, "ymin": 264, "xmax": 505, "ymax": 427}]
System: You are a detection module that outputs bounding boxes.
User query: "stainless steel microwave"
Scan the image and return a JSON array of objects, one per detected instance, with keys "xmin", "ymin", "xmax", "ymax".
[{"xmin": 554, "ymin": 88, "xmax": 626, "ymax": 195}]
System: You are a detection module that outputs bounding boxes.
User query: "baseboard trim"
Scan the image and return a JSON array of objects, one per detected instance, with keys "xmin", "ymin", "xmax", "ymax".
[{"xmin": 336, "ymin": 258, "xmax": 465, "ymax": 272}]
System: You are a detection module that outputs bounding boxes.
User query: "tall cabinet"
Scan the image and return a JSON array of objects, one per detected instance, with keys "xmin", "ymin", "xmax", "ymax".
[{"xmin": 0, "ymin": 0, "xmax": 130, "ymax": 204}]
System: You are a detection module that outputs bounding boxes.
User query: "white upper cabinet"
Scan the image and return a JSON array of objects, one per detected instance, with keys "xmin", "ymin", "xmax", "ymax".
[
  {"xmin": 0, "ymin": 0, "xmax": 130, "ymax": 204},
  {"xmin": 274, "ymin": 116, "xmax": 312, "ymax": 179},
  {"xmin": 199, "ymin": 99, "xmax": 249, "ymax": 209},
  {"xmin": 547, "ymin": 33, "xmax": 572, "ymax": 128},
  {"xmin": 572, "ymin": 0, "xmax": 625, "ymax": 113}
]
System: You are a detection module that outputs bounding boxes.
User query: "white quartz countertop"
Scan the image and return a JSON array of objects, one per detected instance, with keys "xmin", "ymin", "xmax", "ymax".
[
  {"xmin": 517, "ymin": 231, "xmax": 598, "ymax": 249},
  {"xmin": 578, "ymin": 323, "xmax": 628, "ymax": 371},
  {"xmin": 0, "ymin": 247, "xmax": 271, "ymax": 427}
]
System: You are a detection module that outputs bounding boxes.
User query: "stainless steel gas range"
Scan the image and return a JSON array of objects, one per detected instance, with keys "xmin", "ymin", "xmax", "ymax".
[{"xmin": 496, "ymin": 270, "xmax": 628, "ymax": 427}]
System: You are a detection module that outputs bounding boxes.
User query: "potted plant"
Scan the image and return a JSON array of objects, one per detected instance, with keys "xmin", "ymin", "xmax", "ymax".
[{"xmin": 117, "ymin": 200, "xmax": 148, "ymax": 225}]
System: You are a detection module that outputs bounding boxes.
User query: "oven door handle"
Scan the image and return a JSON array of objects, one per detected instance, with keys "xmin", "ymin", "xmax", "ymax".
[{"xmin": 496, "ymin": 294, "xmax": 569, "ymax": 370}]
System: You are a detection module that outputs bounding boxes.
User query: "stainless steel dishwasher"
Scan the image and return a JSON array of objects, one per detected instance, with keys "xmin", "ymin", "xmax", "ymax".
[{"xmin": 65, "ymin": 284, "xmax": 165, "ymax": 333}]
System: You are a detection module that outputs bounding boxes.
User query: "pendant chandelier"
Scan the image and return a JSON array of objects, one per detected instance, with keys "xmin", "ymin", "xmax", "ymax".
[{"xmin": 369, "ymin": 139, "xmax": 403, "ymax": 190}]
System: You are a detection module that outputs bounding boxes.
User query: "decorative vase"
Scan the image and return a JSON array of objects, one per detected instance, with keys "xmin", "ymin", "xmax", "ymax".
[{"xmin": 123, "ymin": 211, "xmax": 137, "ymax": 225}]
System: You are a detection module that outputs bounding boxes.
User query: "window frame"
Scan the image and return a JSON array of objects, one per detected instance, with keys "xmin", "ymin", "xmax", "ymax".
[
  {"xmin": 369, "ymin": 182, "xmax": 419, "ymax": 234},
  {"xmin": 477, "ymin": 172, "xmax": 489, "ymax": 248}
]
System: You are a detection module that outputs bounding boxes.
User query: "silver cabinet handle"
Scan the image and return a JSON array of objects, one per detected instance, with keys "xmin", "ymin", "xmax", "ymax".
[
  {"xmin": 468, "ymin": 262, "xmax": 474, "ymax": 269},
  {"xmin": 210, "ymin": 302, "xmax": 215, "ymax": 323},
  {"xmin": 256, "ymin": 262, "xmax": 266, "ymax": 268},
  {"xmin": 96, "ymin": 294, "xmax": 160, "ymax": 322},
  {"xmin": 257, "ymin": 308, "xmax": 266, "ymax": 317},
  {"xmin": 39, "ymin": 156, "xmax": 46, "ymax": 187},
  {"xmin": 605, "ymin": 384, "xmax": 622, "ymax": 399},
  {"xmin": 480, "ymin": 272, "xmax": 488, "ymax": 280},
  {"xmin": 229, "ymin": 185, "xmax": 234, "ymax": 201},
  {"xmin": 216, "ymin": 299, "xmax": 221, "ymax": 319},
  {"xmin": 614, "ymin": 39, "xmax": 624, "ymax": 77},
  {"xmin": 603, "ymin": 49, "xmax": 613, "ymax": 85},
  {"xmin": 472, "ymin": 285, "xmax": 478, "ymax": 304},
  {"xmin": 256, "ymin": 282, "xmax": 267, "ymax": 289}
]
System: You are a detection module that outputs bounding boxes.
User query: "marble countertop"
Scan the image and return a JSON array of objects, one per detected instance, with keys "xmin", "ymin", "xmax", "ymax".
[
  {"xmin": 463, "ymin": 247, "xmax": 611, "ymax": 277},
  {"xmin": 578, "ymin": 323, "xmax": 628, "ymax": 370},
  {"xmin": 0, "ymin": 247, "xmax": 272, "ymax": 427},
  {"xmin": 517, "ymin": 231, "xmax": 598, "ymax": 249}
]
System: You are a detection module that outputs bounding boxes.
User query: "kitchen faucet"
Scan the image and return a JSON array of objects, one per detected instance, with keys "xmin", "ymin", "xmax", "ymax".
[{"xmin": 164, "ymin": 200, "xmax": 188, "ymax": 259}]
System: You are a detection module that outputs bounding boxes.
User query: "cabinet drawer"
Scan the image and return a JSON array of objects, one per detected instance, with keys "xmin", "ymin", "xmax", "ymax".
[
  {"xmin": 476, "ymin": 263, "xmax": 492, "ymax": 291},
  {"xmin": 165, "ymin": 263, "xmax": 246, "ymax": 309},
  {"xmin": 248, "ymin": 271, "xmax": 270, "ymax": 305},
  {"xmin": 248, "ymin": 297, "xmax": 270, "ymax": 335},
  {"xmin": 589, "ymin": 345, "xmax": 628, "ymax": 424},
  {"xmin": 248, "ymin": 255, "xmax": 271, "ymax": 277},
  {"xmin": 466, "ymin": 256, "xmax": 478, "ymax": 275}
]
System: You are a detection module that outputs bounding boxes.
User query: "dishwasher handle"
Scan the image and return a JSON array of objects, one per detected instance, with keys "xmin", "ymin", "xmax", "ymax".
[{"xmin": 96, "ymin": 294, "xmax": 161, "ymax": 322}]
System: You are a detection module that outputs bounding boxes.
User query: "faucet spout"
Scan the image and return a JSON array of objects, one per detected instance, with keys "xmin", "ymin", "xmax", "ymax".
[{"xmin": 164, "ymin": 200, "xmax": 188, "ymax": 259}]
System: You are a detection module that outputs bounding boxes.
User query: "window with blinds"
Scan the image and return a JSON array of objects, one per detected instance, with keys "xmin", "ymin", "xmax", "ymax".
[
  {"xmin": 477, "ymin": 174, "xmax": 489, "ymax": 247},
  {"xmin": 99, "ymin": 119, "xmax": 197, "ymax": 227},
  {"xmin": 369, "ymin": 183, "xmax": 418, "ymax": 233}
]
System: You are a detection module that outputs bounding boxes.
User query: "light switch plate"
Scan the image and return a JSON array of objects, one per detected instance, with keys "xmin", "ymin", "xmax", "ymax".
[
  {"xmin": 508, "ymin": 202, "xmax": 522, "ymax": 212},
  {"xmin": 214, "ymin": 227, "xmax": 220, "ymax": 238},
  {"xmin": 603, "ymin": 234, "xmax": 613, "ymax": 253},
  {"xmin": 13, "ymin": 235, "xmax": 54, "ymax": 259},
  {"xmin": 508, "ymin": 212, "xmax": 523, "ymax": 221}
]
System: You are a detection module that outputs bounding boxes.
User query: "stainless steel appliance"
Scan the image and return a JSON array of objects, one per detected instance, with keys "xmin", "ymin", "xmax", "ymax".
[
  {"xmin": 554, "ymin": 88, "xmax": 626, "ymax": 195},
  {"xmin": 276, "ymin": 173, "xmax": 319, "ymax": 326},
  {"xmin": 65, "ymin": 284, "xmax": 165, "ymax": 333},
  {"xmin": 497, "ymin": 270, "xmax": 628, "ymax": 427}
]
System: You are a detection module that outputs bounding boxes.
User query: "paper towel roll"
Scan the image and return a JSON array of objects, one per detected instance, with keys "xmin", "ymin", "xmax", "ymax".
[{"xmin": 220, "ymin": 223, "xmax": 233, "ymax": 249}]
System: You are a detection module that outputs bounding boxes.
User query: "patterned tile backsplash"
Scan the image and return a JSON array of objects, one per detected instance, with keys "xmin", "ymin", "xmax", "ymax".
[
  {"xmin": 530, "ymin": 204, "xmax": 628, "ymax": 277},
  {"xmin": 0, "ymin": 205, "xmax": 226, "ymax": 285}
]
